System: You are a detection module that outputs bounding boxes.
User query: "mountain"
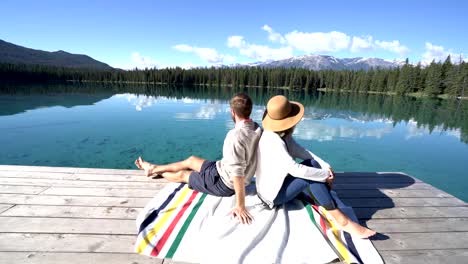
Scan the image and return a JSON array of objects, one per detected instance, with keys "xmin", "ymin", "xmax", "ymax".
[
  {"xmin": 243, "ymin": 55, "xmax": 403, "ymax": 71},
  {"xmin": 0, "ymin": 39, "xmax": 113, "ymax": 70}
]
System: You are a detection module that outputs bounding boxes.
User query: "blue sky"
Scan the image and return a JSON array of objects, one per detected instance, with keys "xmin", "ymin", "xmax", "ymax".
[{"xmin": 1, "ymin": 0, "xmax": 467, "ymax": 69}]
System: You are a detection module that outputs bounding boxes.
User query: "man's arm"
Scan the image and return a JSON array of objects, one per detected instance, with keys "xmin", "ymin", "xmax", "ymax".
[{"xmin": 230, "ymin": 176, "xmax": 252, "ymax": 224}]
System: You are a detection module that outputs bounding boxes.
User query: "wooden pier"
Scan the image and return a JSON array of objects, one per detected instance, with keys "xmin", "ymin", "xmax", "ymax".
[{"xmin": 0, "ymin": 165, "xmax": 466, "ymax": 263}]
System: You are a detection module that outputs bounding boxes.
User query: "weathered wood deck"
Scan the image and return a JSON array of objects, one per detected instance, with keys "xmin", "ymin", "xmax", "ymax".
[{"xmin": 0, "ymin": 165, "xmax": 466, "ymax": 264}]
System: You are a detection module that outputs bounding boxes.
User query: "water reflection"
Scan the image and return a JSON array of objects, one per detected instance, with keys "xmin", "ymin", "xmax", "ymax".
[
  {"xmin": 294, "ymin": 120, "xmax": 393, "ymax": 141},
  {"xmin": 1, "ymin": 82, "xmax": 467, "ymax": 143}
]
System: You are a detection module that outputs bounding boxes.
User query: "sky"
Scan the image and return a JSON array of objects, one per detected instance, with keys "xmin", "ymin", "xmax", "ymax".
[{"xmin": 1, "ymin": 0, "xmax": 467, "ymax": 69}]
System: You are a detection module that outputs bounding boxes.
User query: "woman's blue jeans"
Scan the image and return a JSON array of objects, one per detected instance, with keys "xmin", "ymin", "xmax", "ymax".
[{"xmin": 273, "ymin": 159, "xmax": 336, "ymax": 210}]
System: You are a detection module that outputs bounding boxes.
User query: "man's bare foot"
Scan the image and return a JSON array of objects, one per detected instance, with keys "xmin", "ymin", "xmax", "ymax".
[{"xmin": 134, "ymin": 157, "xmax": 156, "ymax": 177}]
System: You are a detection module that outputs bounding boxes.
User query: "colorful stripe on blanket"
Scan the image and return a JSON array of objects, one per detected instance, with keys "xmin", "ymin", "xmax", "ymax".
[
  {"xmin": 135, "ymin": 183, "xmax": 207, "ymax": 258},
  {"xmin": 135, "ymin": 183, "xmax": 383, "ymax": 264},
  {"xmin": 302, "ymin": 190, "xmax": 382, "ymax": 264},
  {"xmin": 303, "ymin": 202, "xmax": 358, "ymax": 263}
]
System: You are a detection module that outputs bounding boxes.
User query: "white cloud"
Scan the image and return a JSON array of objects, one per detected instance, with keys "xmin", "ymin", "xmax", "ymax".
[
  {"xmin": 172, "ymin": 44, "xmax": 193, "ymax": 52},
  {"xmin": 227, "ymin": 34, "xmax": 293, "ymax": 61},
  {"xmin": 224, "ymin": 54, "xmax": 237, "ymax": 64},
  {"xmin": 350, "ymin": 36, "xmax": 375, "ymax": 53},
  {"xmin": 375, "ymin": 40, "xmax": 410, "ymax": 57},
  {"xmin": 131, "ymin": 52, "xmax": 159, "ymax": 69},
  {"xmin": 239, "ymin": 45, "xmax": 293, "ymax": 61},
  {"xmin": 284, "ymin": 30, "xmax": 351, "ymax": 53},
  {"xmin": 176, "ymin": 26, "xmax": 418, "ymax": 66},
  {"xmin": 421, "ymin": 42, "xmax": 465, "ymax": 65},
  {"xmin": 262, "ymin": 24, "xmax": 286, "ymax": 44},
  {"xmin": 113, "ymin": 52, "xmax": 159, "ymax": 69},
  {"xmin": 227, "ymin": 36, "xmax": 247, "ymax": 48},
  {"xmin": 173, "ymin": 44, "xmax": 236, "ymax": 64}
]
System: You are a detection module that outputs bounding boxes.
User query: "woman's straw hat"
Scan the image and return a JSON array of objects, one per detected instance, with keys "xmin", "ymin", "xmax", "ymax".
[{"xmin": 262, "ymin": 95, "xmax": 304, "ymax": 132}]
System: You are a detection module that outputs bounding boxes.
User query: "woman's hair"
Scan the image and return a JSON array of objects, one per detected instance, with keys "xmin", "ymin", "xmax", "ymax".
[{"xmin": 276, "ymin": 126, "xmax": 295, "ymax": 138}]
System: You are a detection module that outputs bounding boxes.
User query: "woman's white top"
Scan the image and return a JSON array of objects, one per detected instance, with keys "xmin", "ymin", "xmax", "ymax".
[{"xmin": 255, "ymin": 130, "xmax": 331, "ymax": 208}]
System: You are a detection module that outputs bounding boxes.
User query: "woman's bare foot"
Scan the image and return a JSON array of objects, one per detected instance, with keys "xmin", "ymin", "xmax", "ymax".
[
  {"xmin": 340, "ymin": 220, "xmax": 376, "ymax": 239},
  {"xmin": 134, "ymin": 157, "xmax": 156, "ymax": 177},
  {"xmin": 328, "ymin": 209, "xmax": 376, "ymax": 239}
]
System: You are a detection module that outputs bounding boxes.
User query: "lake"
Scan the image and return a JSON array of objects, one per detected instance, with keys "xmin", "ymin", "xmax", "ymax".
[{"xmin": 1, "ymin": 83, "xmax": 467, "ymax": 202}]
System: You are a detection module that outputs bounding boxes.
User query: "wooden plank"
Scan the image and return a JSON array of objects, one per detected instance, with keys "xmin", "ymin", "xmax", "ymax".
[
  {"xmin": 76, "ymin": 167, "xmax": 142, "ymax": 175},
  {"xmin": 0, "ymin": 217, "xmax": 136, "ymax": 234},
  {"xmin": 0, "ymin": 178, "xmax": 167, "ymax": 189},
  {"xmin": 0, "ymin": 165, "xmax": 143, "ymax": 176},
  {"xmin": 379, "ymin": 249, "xmax": 468, "ymax": 264},
  {"xmin": 354, "ymin": 206, "xmax": 468, "ymax": 219},
  {"xmin": 0, "ymin": 252, "xmax": 160, "ymax": 264},
  {"xmin": 372, "ymin": 232, "xmax": 468, "ymax": 250},
  {"xmin": 365, "ymin": 218, "xmax": 468, "ymax": 233},
  {"xmin": 0, "ymin": 165, "xmax": 78, "ymax": 173},
  {"xmin": 76, "ymin": 173, "xmax": 166, "ymax": 182},
  {"xmin": 0, "ymin": 170, "xmax": 73, "ymax": 178},
  {"xmin": 0, "ymin": 233, "xmax": 137, "ymax": 252},
  {"xmin": 1, "ymin": 205, "xmax": 141, "ymax": 219},
  {"xmin": 341, "ymin": 197, "xmax": 466, "ymax": 207},
  {"xmin": 0, "ymin": 194, "xmax": 149, "ymax": 207},
  {"xmin": 334, "ymin": 177, "xmax": 420, "ymax": 184},
  {"xmin": 43, "ymin": 187, "xmax": 158, "ymax": 197},
  {"xmin": 0, "ymin": 170, "xmax": 164, "ymax": 183},
  {"xmin": 0, "ymin": 178, "xmax": 166, "ymax": 189},
  {"xmin": 335, "ymin": 189, "xmax": 453, "ymax": 198},
  {"xmin": 0, "ymin": 185, "xmax": 48, "ymax": 194},
  {"xmin": 335, "ymin": 172, "xmax": 421, "ymax": 182},
  {"xmin": 333, "ymin": 182, "xmax": 434, "ymax": 190},
  {"xmin": 0, "ymin": 204, "xmax": 14, "ymax": 214}
]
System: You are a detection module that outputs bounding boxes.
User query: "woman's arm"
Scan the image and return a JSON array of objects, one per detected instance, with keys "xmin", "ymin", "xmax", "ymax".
[
  {"xmin": 284, "ymin": 135, "xmax": 331, "ymax": 169},
  {"xmin": 273, "ymin": 137, "xmax": 330, "ymax": 182}
]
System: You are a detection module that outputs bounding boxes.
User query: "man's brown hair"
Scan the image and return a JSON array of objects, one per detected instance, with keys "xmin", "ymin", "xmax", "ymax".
[{"xmin": 230, "ymin": 93, "xmax": 253, "ymax": 119}]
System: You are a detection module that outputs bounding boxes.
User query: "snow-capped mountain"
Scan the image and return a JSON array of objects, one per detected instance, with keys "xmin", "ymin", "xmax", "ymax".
[{"xmin": 239, "ymin": 55, "xmax": 403, "ymax": 71}]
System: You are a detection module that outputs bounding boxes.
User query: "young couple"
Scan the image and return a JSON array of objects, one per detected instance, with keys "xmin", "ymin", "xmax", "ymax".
[{"xmin": 135, "ymin": 93, "xmax": 376, "ymax": 239}]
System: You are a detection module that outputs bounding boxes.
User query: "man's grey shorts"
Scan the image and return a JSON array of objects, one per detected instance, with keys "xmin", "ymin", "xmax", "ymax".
[{"xmin": 188, "ymin": 160, "xmax": 235, "ymax": 197}]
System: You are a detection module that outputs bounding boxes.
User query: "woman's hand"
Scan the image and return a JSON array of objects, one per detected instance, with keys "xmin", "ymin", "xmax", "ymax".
[{"xmin": 326, "ymin": 168, "xmax": 335, "ymax": 188}]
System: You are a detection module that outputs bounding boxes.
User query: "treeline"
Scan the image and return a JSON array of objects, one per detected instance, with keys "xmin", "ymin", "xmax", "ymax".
[{"xmin": 1, "ymin": 56, "xmax": 467, "ymax": 97}]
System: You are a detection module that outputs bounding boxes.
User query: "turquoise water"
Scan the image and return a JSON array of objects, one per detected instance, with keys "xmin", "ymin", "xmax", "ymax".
[{"xmin": 1, "ymin": 83, "xmax": 467, "ymax": 202}]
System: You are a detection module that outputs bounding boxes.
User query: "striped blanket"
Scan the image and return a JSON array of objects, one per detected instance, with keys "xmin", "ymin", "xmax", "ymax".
[{"xmin": 135, "ymin": 182, "xmax": 383, "ymax": 264}]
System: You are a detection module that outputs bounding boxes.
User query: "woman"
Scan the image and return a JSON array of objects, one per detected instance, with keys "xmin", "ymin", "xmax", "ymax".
[{"xmin": 256, "ymin": 95, "xmax": 376, "ymax": 239}]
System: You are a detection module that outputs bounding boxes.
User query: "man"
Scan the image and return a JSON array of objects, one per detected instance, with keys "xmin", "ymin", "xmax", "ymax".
[{"xmin": 135, "ymin": 93, "xmax": 262, "ymax": 224}]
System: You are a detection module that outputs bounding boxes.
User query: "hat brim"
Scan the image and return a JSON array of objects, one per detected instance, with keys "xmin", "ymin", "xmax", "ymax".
[{"xmin": 262, "ymin": 101, "xmax": 304, "ymax": 132}]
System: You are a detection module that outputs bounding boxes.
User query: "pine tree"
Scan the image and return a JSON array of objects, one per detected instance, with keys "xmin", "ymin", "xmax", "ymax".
[
  {"xmin": 440, "ymin": 55, "xmax": 453, "ymax": 94},
  {"xmin": 425, "ymin": 60, "xmax": 443, "ymax": 96},
  {"xmin": 396, "ymin": 59, "xmax": 412, "ymax": 95}
]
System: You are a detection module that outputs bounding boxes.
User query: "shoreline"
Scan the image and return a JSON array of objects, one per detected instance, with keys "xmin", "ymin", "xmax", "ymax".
[{"xmin": 316, "ymin": 88, "xmax": 468, "ymax": 100}]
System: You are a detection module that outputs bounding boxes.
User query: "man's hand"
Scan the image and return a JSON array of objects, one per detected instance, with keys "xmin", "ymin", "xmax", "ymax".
[
  {"xmin": 230, "ymin": 206, "xmax": 253, "ymax": 224},
  {"xmin": 231, "ymin": 176, "xmax": 252, "ymax": 224}
]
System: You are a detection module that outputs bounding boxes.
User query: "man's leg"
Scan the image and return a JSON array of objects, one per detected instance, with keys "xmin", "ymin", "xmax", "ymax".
[
  {"xmin": 159, "ymin": 170, "xmax": 191, "ymax": 183},
  {"xmin": 135, "ymin": 156, "xmax": 205, "ymax": 176},
  {"xmin": 153, "ymin": 155, "xmax": 205, "ymax": 174}
]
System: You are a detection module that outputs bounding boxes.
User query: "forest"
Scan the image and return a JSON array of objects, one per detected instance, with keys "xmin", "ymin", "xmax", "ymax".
[{"xmin": 0, "ymin": 56, "xmax": 467, "ymax": 98}]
